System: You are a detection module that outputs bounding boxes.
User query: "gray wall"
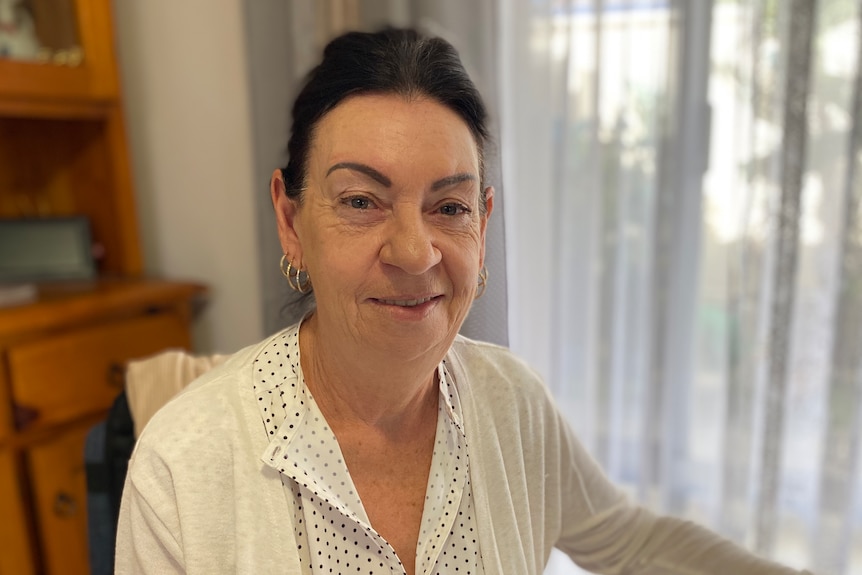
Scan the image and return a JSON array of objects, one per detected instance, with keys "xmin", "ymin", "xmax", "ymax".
[{"xmin": 115, "ymin": 0, "xmax": 264, "ymax": 354}]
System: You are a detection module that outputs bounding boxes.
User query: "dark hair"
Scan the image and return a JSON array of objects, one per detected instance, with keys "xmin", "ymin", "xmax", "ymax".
[{"xmin": 281, "ymin": 28, "xmax": 489, "ymax": 204}]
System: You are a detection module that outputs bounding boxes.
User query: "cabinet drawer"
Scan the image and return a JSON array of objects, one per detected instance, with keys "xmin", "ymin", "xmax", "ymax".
[
  {"xmin": 0, "ymin": 449, "xmax": 36, "ymax": 575},
  {"xmin": 27, "ymin": 422, "xmax": 92, "ymax": 575},
  {"xmin": 8, "ymin": 313, "xmax": 190, "ymax": 431}
]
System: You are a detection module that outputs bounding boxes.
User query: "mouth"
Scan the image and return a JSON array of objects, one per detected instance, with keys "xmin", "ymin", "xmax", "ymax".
[{"xmin": 374, "ymin": 295, "xmax": 441, "ymax": 307}]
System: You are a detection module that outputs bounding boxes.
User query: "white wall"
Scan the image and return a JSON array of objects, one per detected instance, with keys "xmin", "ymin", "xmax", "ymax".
[{"xmin": 113, "ymin": 0, "xmax": 264, "ymax": 353}]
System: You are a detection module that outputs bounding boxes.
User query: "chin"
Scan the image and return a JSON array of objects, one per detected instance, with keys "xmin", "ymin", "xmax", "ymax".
[{"xmin": 369, "ymin": 322, "xmax": 456, "ymax": 359}]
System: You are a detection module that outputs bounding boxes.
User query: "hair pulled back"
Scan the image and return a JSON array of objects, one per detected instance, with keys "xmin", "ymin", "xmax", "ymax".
[{"xmin": 281, "ymin": 28, "xmax": 489, "ymax": 201}]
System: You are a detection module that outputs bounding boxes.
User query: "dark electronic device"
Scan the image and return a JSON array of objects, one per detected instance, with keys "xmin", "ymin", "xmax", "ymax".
[{"xmin": 0, "ymin": 217, "xmax": 97, "ymax": 282}]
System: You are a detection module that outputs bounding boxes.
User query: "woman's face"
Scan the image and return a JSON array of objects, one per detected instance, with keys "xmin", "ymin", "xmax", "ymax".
[{"xmin": 272, "ymin": 93, "xmax": 493, "ymax": 362}]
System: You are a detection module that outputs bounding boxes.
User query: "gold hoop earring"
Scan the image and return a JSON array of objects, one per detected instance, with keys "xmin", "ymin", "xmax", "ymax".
[
  {"xmin": 280, "ymin": 254, "xmax": 312, "ymax": 294},
  {"xmin": 475, "ymin": 266, "xmax": 488, "ymax": 299}
]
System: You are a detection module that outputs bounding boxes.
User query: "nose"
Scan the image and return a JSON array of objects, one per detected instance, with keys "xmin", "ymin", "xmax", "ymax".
[{"xmin": 380, "ymin": 209, "xmax": 442, "ymax": 275}]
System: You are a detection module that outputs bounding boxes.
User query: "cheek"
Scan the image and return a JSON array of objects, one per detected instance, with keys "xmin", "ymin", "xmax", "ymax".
[
  {"xmin": 307, "ymin": 228, "xmax": 377, "ymax": 281},
  {"xmin": 446, "ymin": 243, "xmax": 483, "ymax": 290}
]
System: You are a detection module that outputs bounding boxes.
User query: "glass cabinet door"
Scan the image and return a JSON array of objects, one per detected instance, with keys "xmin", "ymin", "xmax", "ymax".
[
  {"xmin": 0, "ymin": 0, "xmax": 120, "ymax": 111},
  {"xmin": 0, "ymin": 0, "xmax": 82, "ymax": 65}
]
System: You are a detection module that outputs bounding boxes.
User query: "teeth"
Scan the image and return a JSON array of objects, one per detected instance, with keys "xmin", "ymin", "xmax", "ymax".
[{"xmin": 379, "ymin": 296, "xmax": 434, "ymax": 307}]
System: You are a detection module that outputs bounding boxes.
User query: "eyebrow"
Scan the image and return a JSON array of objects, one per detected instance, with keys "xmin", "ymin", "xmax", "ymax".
[
  {"xmin": 430, "ymin": 173, "xmax": 476, "ymax": 191},
  {"xmin": 326, "ymin": 162, "xmax": 391, "ymax": 187},
  {"xmin": 326, "ymin": 162, "xmax": 476, "ymax": 191}
]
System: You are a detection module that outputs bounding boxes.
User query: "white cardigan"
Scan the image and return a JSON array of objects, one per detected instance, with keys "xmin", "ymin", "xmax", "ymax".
[{"xmin": 116, "ymin": 330, "xmax": 810, "ymax": 574}]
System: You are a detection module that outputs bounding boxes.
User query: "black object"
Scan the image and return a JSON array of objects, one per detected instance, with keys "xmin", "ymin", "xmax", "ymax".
[{"xmin": 85, "ymin": 390, "xmax": 135, "ymax": 575}]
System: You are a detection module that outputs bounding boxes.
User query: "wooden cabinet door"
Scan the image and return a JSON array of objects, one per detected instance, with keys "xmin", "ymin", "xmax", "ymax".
[
  {"xmin": 0, "ymin": 449, "xmax": 36, "ymax": 575},
  {"xmin": 27, "ymin": 422, "xmax": 92, "ymax": 575},
  {"xmin": 8, "ymin": 312, "xmax": 190, "ymax": 431}
]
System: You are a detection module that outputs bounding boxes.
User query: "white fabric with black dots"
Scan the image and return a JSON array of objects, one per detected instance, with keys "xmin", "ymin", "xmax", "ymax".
[{"xmin": 253, "ymin": 323, "xmax": 483, "ymax": 574}]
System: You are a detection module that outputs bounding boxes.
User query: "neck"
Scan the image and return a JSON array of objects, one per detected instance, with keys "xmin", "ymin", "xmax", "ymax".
[{"xmin": 299, "ymin": 314, "xmax": 442, "ymax": 434}]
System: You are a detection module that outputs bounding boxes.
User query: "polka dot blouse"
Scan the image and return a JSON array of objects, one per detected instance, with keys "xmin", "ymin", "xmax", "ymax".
[{"xmin": 254, "ymin": 323, "xmax": 483, "ymax": 574}]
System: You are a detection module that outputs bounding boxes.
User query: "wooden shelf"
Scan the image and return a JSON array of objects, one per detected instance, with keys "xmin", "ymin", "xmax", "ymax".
[
  {"xmin": 0, "ymin": 279, "xmax": 206, "ymax": 343},
  {"xmin": 0, "ymin": 94, "xmax": 112, "ymax": 119}
]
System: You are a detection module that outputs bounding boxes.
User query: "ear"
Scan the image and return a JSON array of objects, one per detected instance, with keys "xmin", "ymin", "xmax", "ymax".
[
  {"xmin": 478, "ymin": 186, "xmax": 494, "ymax": 269},
  {"xmin": 270, "ymin": 168, "xmax": 304, "ymax": 265}
]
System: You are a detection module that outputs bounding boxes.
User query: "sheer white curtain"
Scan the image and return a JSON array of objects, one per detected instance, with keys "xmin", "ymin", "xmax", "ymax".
[{"xmin": 500, "ymin": 1, "xmax": 862, "ymax": 574}]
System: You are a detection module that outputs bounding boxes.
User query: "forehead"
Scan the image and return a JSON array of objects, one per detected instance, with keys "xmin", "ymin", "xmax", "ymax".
[{"xmin": 308, "ymin": 94, "xmax": 480, "ymax": 177}]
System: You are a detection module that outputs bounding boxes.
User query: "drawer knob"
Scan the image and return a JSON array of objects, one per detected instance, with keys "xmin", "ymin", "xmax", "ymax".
[
  {"xmin": 107, "ymin": 362, "xmax": 126, "ymax": 389},
  {"xmin": 12, "ymin": 403, "xmax": 40, "ymax": 430},
  {"xmin": 53, "ymin": 491, "xmax": 78, "ymax": 518}
]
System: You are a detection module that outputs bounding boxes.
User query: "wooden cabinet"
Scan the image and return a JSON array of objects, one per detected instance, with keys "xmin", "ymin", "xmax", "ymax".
[
  {"xmin": 0, "ymin": 449, "xmax": 36, "ymax": 575},
  {"xmin": 0, "ymin": 282, "xmax": 205, "ymax": 575},
  {"xmin": 0, "ymin": 0, "xmax": 122, "ymax": 114},
  {"xmin": 0, "ymin": 0, "xmax": 207, "ymax": 573},
  {"xmin": 0, "ymin": 0, "xmax": 141, "ymax": 277},
  {"xmin": 9, "ymin": 312, "xmax": 190, "ymax": 431},
  {"xmin": 27, "ymin": 422, "xmax": 92, "ymax": 575}
]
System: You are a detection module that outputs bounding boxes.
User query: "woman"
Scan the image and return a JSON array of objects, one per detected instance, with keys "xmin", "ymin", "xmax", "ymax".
[{"xmin": 116, "ymin": 28, "xmax": 811, "ymax": 574}]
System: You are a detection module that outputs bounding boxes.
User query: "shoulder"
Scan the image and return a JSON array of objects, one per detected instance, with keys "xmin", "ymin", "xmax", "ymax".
[
  {"xmin": 120, "ymin": 333, "xmax": 297, "ymax": 572},
  {"xmin": 447, "ymin": 335, "xmax": 559, "ymax": 429},
  {"xmin": 449, "ymin": 334, "xmax": 547, "ymax": 396},
  {"xmin": 132, "ymin": 331, "xmax": 284, "ymax": 464}
]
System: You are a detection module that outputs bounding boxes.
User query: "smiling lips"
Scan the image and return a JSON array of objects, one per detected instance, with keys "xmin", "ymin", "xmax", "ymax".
[{"xmin": 375, "ymin": 295, "xmax": 439, "ymax": 307}]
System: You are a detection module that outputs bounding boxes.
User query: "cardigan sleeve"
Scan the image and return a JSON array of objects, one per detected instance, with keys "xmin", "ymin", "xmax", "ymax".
[
  {"xmin": 448, "ymin": 336, "xmax": 813, "ymax": 574},
  {"xmin": 114, "ymin": 343, "xmax": 306, "ymax": 575},
  {"xmin": 549, "ymin": 404, "xmax": 813, "ymax": 575},
  {"xmin": 115, "ymin": 441, "xmax": 187, "ymax": 574},
  {"xmin": 557, "ymin": 501, "xmax": 815, "ymax": 574}
]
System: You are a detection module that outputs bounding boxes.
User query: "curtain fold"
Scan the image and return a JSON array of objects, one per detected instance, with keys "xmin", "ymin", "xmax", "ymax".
[
  {"xmin": 756, "ymin": 0, "xmax": 816, "ymax": 555},
  {"xmin": 813, "ymin": 3, "xmax": 862, "ymax": 572}
]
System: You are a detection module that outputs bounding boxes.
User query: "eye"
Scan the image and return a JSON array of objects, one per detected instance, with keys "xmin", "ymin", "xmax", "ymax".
[
  {"xmin": 439, "ymin": 202, "xmax": 471, "ymax": 216},
  {"xmin": 341, "ymin": 195, "xmax": 375, "ymax": 210}
]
